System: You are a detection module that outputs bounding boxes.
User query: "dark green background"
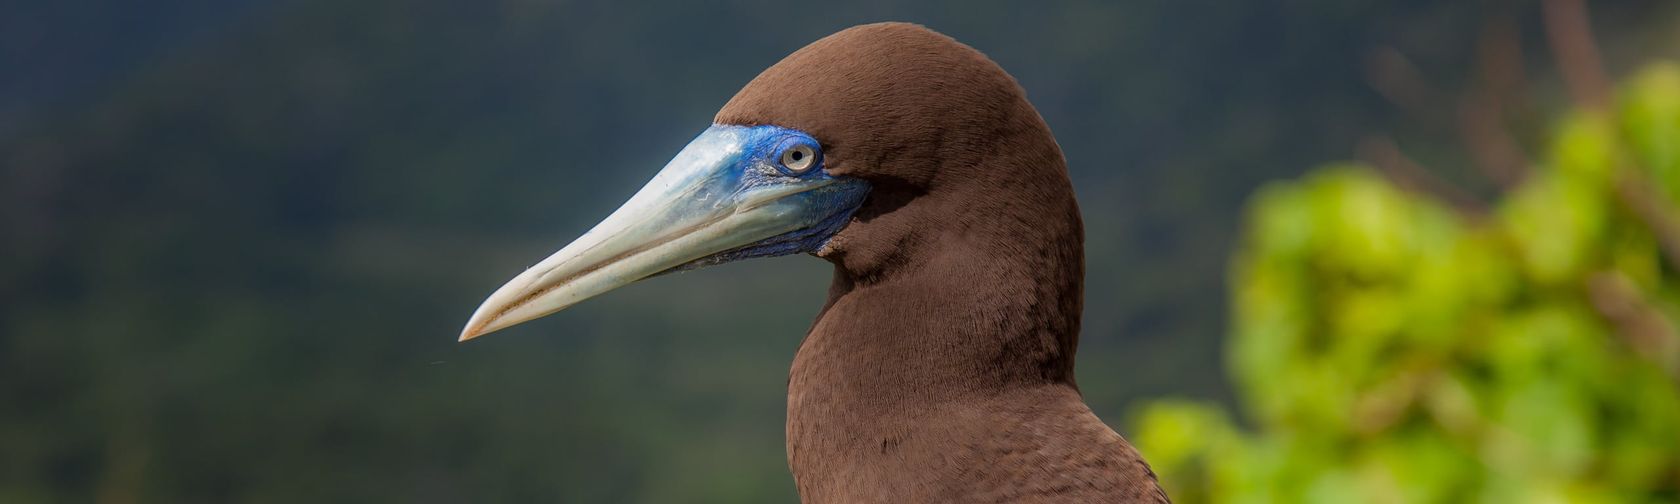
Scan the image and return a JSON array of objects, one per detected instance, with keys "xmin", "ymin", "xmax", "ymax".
[{"xmin": 3, "ymin": 1, "xmax": 1674, "ymax": 501}]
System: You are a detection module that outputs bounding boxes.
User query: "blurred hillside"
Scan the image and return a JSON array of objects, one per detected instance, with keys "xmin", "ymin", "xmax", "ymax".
[{"xmin": 2, "ymin": 0, "xmax": 1677, "ymax": 501}]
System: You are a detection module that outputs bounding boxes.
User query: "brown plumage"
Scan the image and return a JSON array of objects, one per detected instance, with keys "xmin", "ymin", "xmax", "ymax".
[{"xmin": 718, "ymin": 23, "xmax": 1168, "ymax": 503}]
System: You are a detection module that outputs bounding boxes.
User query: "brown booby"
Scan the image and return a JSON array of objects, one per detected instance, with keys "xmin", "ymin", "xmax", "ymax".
[{"xmin": 459, "ymin": 22, "xmax": 1168, "ymax": 503}]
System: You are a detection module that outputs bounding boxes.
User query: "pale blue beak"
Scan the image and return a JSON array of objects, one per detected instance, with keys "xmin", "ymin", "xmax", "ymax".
[{"xmin": 460, "ymin": 125, "xmax": 869, "ymax": 340}]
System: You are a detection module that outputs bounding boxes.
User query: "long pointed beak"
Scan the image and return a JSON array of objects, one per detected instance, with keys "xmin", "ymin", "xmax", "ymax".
[{"xmin": 459, "ymin": 125, "xmax": 867, "ymax": 341}]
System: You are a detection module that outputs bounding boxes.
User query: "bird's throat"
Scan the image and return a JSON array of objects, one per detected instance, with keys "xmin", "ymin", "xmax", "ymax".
[{"xmin": 785, "ymin": 202, "xmax": 1086, "ymax": 498}]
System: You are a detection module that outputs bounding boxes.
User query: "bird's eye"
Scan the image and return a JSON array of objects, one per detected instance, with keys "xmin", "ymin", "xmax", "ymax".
[{"xmin": 778, "ymin": 143, "xmax": 818, "ymax": 174}]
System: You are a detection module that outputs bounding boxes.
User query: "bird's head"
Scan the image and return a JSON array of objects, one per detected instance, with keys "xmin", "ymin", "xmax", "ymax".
[{"xmin": 460, "ymin": 22, "xmax": 1067, "ymax": 341}]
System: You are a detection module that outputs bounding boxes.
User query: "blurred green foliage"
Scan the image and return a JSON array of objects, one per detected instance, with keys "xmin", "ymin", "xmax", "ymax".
[{"xmin": 1134, "ymin": 63, "xmax": 1680, "ymax": 503}]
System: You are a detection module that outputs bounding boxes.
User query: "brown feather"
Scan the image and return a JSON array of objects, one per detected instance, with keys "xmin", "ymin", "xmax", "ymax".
[{"xmin": 718, "ymin": 23, "xmax": 1167, "ymax": 503}]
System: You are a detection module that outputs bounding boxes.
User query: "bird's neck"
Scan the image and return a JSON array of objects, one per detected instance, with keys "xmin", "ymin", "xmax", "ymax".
[
  {"xmin": 803, "ymin": 217, "xmax": 1084, "ymax": 391},
  {"xmin": 787, "ymin": 180, "xmax": 1086, "ymax": 495}
]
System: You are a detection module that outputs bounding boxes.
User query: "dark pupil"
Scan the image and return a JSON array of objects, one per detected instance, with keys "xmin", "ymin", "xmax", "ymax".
[{"xmin": 790, "ymin": 150, "xmax": 804, "ymax": 161}]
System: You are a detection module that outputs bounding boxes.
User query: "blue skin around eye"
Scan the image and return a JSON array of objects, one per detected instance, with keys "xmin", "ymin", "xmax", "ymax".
[{"xmin": 666, "ymin": 125, "xmax": 871, "ymax": 272}]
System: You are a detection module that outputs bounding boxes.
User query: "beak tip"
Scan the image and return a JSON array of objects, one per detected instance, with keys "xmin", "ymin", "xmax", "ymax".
[{"xmin": 457, "ymin": 317, "xmax": 493, "ymax": 342}]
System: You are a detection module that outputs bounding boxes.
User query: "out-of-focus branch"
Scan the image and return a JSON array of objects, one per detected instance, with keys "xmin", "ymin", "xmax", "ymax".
[
  {"xmin": 1587, "ymin": 271, "xmax": 1680, "ymax": 379},
  {"xmin": 1477, "ymin": 17, "xmax": 1528, "ymax": 105},
  {"xmin": 1457, "ymin": 92, "xmax": 1528, "ymax": 189},
  {"xmin": 1358, "ymin": 135, "xmax": 1487, "ymax": 214},
  {"xmin": 1458, "ymin": 16, "xmax": 1531, "ymax": 189},
  {"xmin": 1366, "ymin": 47, "xmax": 1440, "ymax": 118},
  {"xmin": 1616, "ymin": 175, "xmax": 1680, "ymax": 272},
  {"xmin": 1543, "ymin": 0, "xmax": 1614, "ymax": 111}
]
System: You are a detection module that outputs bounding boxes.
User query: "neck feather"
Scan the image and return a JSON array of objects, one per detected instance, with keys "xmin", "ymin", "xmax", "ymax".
[{"xmin": 791, "ymin": 162, "xmax": 1085, "ymax": 412}]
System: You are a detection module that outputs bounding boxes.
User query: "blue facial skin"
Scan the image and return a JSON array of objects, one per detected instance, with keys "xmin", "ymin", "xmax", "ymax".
[{"xmin": 667, "ymin": 125, "xmax": 871, "ymax": 272}]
